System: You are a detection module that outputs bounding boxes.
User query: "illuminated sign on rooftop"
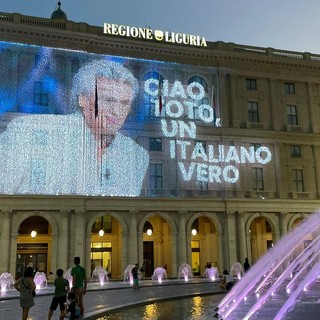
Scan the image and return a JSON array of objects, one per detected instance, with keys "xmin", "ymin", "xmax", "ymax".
[{"xmin": 103, "ymin": 23, "xmax": 207, "ymax": 47}]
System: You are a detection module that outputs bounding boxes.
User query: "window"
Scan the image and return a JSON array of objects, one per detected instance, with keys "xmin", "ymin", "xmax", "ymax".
[
  {"xmin": 195, "ymin": 140, "xmax": 206, "ymax": 152},
  {"xmin": 34, "ymin": 81, "xmax": 49, "ymax": 107},
  {"xmin": 35, "ymin": 54, "xmax": 49, "ymax": 70},
  {"xmin": 285, "ymin": 82, "xmax": 295, "ymax": 94},
  {"xmin": 188, "ymin": 76, "xmax": 209, "ymax": 120},
  {"xmin": 250, "ymin": 143, "xmax": 261, "ymax": 151},
  {"xmin": 149, "ymin": 163, "xmax": 163, "ymax": 189},
  {"xmin": 292, "ymin": 169, "xmax": 304, "ymax": 192},
  {"xmin": 247, "ymin": 101, "xmax": 259, "ymax": 122},
  {"xmin": 290, "ymin": 145, "xmax": 301, "ymax": 158},
  {"xmin": 92, "ymin": 215, "xmax": 112, "ymax": 233},
  {"xmin": 246, "ymin": 78, "xmax": 257, "ymax": 91},
  {"xmin": 196, "ymin": 180, "xmax": 208, "ymax": 190},
  {"xmin": 149, "ymin": 138, "xmax": 162, "ymax": 151},
  {"xmin": 143, "ymin": 71, "xmax": 164, "ymax": 117},
  {"xmin": 287, "ymin": 105, "xmax": 298, "ymax": 125},
  {"xmin": 252, "ymin": 168, "xmax": 264, "ymax": 191}
]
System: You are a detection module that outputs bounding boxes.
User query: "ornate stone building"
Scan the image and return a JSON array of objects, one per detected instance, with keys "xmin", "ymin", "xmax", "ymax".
[{"xmin": 0, "ymin": 6, "xmax": 320, "ymax": 279}]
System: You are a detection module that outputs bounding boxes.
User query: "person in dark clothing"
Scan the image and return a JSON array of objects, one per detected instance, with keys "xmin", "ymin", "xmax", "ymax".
[
  {"xmin": 48, "ymin": 268, "xmax": 70, "ymax": 320},
  {"xmin": 244, "ymin": 258, "xmax": 251, "ymax": 272},
  {"xmin": 131, "ymin": 264, "xmax": 140, "ymax": 290},
  {"xmin": 66, "ymin": 292, "xmax": 80, "ymax": 319}
]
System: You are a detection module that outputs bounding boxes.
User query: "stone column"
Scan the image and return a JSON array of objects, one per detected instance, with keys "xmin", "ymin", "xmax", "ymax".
[
  {"xmin": 0, "ymin": 211, "xmax": 11, "ymax": 273},
  {"xmin": 9, "ymin": 232, "xmax": 19, "ymax": 277},
  {"xmin": 129, "ymin": 210, "xmax": 138, "ymax": 264},
  {"xmin": 225, "ymin": 212, "xmax": 237, "ymax": 268},
  {"xmin": 178, "ymin": 211, "xmax": 187, "ymax": 265},
  {"xmin": 121, "ymin": 229, "xmax": 128, "ymax": 276},
  {"xmin": 217, "ymin": 231, "xmax": 224, "ymax": 272},
  {"xmin": 51, "ymin": 233, "xmax": 58, "ymax": 273},
  {"xmin": 85, "ymin": 232, "xmax": 92, "ymax": 274},
  {"xmin": 307, "ymin": 82, "xmax": 318, "ymax": 133},
  {"xmin": 268, "ymin": 78, "xmax": 280, "ymax": 130},
  {"xmin": 312, "ymin": 146, "xmax": 320, "ymax": 198},
  {"xmin": 279, "ymin": 212, "xmax": 288, "ymax": 237},
  {"xmin": 245, "ymin": 230, "xmax": 252, "ymax": 265},
  {"xmin": 58, "ymin": 210, "xmax": 69, "ymax": 271},
  {"xmin": 238, "ymin": 211, "xmax": 247, "ymax": 264},
  {"xmin": 230, "ymin": 75, "xmax": 239, "ymax": 128},
  {"xmin": 171, "ymin": 229, "xmax": 178, "ymax": 278},
  {"xmin": 73, "ymin": 210, "xmax": 85, "ymax": 260}
]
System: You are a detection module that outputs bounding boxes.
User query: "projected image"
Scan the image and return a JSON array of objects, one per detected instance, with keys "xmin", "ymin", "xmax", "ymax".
[
  {"xmin": 0, "ymin": 41, "xmax": 272, "ymax": 197},
  {"xmin": 0, "ymin": 56, "xmax": 149, "ymax": 196}
]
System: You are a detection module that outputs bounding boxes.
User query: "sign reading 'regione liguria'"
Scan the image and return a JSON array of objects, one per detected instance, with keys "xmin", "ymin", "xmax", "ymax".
[
  {"xmin": 0, "ymin": 41, "xmax": 272, "ymax": 197},
  {"xmin": 103, "ymin": 23, "xmax": 207, "ymax": 47}
]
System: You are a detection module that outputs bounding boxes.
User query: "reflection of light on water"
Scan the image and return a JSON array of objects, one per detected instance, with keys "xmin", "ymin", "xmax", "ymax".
[
  {"xmin": 190, "ymin": 296, "xmax": 203, "ymax": 316},
  {"xmin": 143, "ymin": 303, "xmax": 159, "ymax": 319}
]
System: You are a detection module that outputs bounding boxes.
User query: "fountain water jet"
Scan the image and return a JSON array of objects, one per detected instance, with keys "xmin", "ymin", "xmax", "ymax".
[
  {"xmin": 0, "ymin": 273, "xmax": 14, "ymax": 292},
  {"xmin": 152, "ymin": 267, "xmax": 167, "ymax": 283},
  {"xmin": 92, "ymin": 266, "xmax": 108, "ymax": 286},
  {"xmin": 215, "ymin": 211, "xmax": 320, "ymax": 320},
  {"xmin": 203, "ymin": 267, "xmax": 219, "ymax": 281},
  {"xmin": 230, "ymin": 262, "xmax": 243, "ymax": 280},
  {"xmin": 177, "ymin": 264, "xmax": 193, "ymax": 281},
  {"xmin": 123, "ymin": 265, "xmax": 135, "ymax": 284},
  {"xmin": 34, "ymin": 272, "xmax": 47, "ymax": 290},
  {"xmin": 64, "ymin": 269, "xmax": 73, "ymax": 289}
]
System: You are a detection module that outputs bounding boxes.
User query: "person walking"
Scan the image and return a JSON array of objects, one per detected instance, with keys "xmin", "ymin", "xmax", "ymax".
[
  {"xmin": 14, "ymin": 266, "xmax": 36, "ymax": 320},
  {"xmin": 48, "ymin": 268, "xmax": 70, "ymax": 320},
  {"xmin": 71, "ymin": 257, "xmax": 87, "ymax": 316}
]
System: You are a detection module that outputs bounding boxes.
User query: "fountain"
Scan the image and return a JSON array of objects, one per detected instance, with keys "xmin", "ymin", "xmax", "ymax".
[
  {"xmin": 214, "ymin": 211, "xmax": 320, "ymax": 320},
  {"xmin": 64, "ymin": 268, "xmax": 73, "ymax": 289},
  {"xmin": 152, "ymin": 267, "xmax": 167, "ymax": 283},
  {"xmin": 177, "ymin": 263, "xmax": 193, "ymax": 281},
  {"xmin": 0, "ymin": 272, "xmax": 14, "ymax": 292},
  {"xmin": 123, "ymin": 265, "xmax": 135, "ymax": 284},
  {"xmin": 203, "ymin": 267, "xmax": 219, "ymax": 281},
  {"xmin": 92, "ymin": 266, "xmax": 108, "ymax": 286},
  {"xmin": 230, "ymin": 262, "xmax": 243, "ymax": 280},
  {"xmin": 34, "ymin": 271, "xmax": 47, "ymax": 290}
]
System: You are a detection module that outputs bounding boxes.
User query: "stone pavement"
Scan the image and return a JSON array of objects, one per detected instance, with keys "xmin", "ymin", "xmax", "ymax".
[{"xmin": 0, "ymin": 279, "xmax": 224, "ymax": 320}]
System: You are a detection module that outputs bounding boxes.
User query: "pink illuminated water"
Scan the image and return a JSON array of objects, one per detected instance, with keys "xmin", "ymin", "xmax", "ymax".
[{"xmin": 215, "ymin": 211, "xmax": 320, "ymax": 320}]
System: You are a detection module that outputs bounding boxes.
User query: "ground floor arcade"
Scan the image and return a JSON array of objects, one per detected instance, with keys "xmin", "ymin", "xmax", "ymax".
[{"xmin": 0, "ymin": 196, "xmax": 316, "ymax": 279}]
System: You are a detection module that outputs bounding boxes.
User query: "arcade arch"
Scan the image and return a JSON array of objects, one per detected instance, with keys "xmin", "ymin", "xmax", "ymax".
[
  {"xmin": 249, "ymin": 216, "xmax": 275, "ymax": 263},
  {"xmin": 88, "ymin": 213, "xmax": 124, "ymax": 279},
  {"xmin": 16, "ymin": 215, "xmax": 53, "ymax": 279},
  {"xmin": 140, "ymin": 214, "xmax": 173, "ymax": 278},
  {"xmin": 188, "ymin": 214, "xmax": 220, "ymax": 276}
]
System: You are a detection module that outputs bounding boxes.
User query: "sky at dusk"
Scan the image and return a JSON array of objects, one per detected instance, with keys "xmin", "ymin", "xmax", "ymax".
[{"xmin": 1, "ymin": 0, "xmax": 320, "ymax": 54}]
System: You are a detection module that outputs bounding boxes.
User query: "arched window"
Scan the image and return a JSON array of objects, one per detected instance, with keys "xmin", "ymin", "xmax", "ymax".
[
  {"xmin": 143, "ymin": 71, "xmax": 164, "ymax": 117},
  {"xmin": 187, "ymin": 76, "xmax": 210, "ymax": 121}
]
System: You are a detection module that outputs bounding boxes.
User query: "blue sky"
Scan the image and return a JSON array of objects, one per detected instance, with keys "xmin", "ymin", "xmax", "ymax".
[{"xmin": 1, "ymin": 0, "xmax": 320, "ymax": 53}]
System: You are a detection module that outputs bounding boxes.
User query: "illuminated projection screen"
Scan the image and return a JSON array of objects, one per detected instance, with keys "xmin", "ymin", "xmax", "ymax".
[{"xmin": 0, "ymin": 41, "xmax": 271, "ymax": 197}]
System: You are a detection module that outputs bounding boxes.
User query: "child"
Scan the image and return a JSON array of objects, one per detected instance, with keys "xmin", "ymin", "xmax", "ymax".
[
  {"xmin": 48, "ymin": 268, "xmax": 70, "ymax": 320},
  {"xmin": 220, "ymin": 270, "xmax": 234, "ymax": 291},
  {"xmin": 66, "ymin": 292, "xmax": 80, "ymax": 319}
]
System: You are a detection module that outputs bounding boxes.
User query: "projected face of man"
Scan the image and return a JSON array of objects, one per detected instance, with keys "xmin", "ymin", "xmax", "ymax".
[{"xmin": 79, "ymin": 77, "xmax": 134, "ymax": 137}]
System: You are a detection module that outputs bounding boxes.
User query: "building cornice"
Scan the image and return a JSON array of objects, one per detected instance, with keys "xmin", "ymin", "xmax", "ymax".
[{"xmin": 1, "ymin": 12, "xmax": 320, "ymax": 71}]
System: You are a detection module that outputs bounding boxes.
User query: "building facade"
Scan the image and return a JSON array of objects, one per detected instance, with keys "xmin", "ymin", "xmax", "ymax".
[{"xmin": 0, "ymin": 10, "xmax": 320, "ymax": 279}]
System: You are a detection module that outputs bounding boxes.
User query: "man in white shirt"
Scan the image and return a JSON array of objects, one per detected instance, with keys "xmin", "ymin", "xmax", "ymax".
[{"xmin": 0, "ymin": 60, "xmax": 149, "ymax": 196}]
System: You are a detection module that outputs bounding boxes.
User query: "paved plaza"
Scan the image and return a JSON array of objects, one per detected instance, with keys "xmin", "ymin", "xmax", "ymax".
[{"xmin": 0, "ymin": 279, "xmax": 224, "ymax": 320}]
